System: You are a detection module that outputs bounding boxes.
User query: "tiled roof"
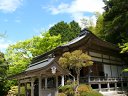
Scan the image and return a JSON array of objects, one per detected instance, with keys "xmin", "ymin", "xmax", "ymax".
[
  {"xmin": 26, "ymin": 58, "xmax": 54, "ymax": 71},
  {"xmin": 62, "ymin": 29, "xmax": 89, "ymax": 47},
  {"xmin": 62, "ymin": 35, "xmax": 86, "ymax": 47}
]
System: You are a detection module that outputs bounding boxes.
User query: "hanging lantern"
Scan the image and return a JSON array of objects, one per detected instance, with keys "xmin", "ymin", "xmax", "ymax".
[{"xmin": 51, "ymin": 66, "xmax": 56, "ymax": 74}]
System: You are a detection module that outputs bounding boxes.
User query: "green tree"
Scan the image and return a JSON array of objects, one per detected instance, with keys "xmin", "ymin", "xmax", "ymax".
[
  {"xmin": 6, "ymin": 32, "xmax": 62, "ymax": 76},
  {"xmin": 49, "ymin": 21, "xmax": 81, "ymax": 42},
  {"xmin": 59, "ymin": 50, "xmax": 93, "ymax": 85},
  {"xmin": 95, "ymin": 12, "xmax": 104, "ymax": 39},
  {"xmin": 0, "ymin": 52, "xmax": 9, "ymax": 95},
  {"xmin": 103, "ymin": 0, "xmax": 128, "ymax": 44},
  {"xmin": 120, "ymin": 42, "xmax": 128, "ymax": 53},
  {"xmin": 69, "ymin": 20, "xmax": 81, "ymax": 40}
]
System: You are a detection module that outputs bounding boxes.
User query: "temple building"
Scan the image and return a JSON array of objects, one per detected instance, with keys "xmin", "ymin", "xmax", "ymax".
[{"xmin": 10, "ymin": 29, "xmax": 128, "ymax": 96}]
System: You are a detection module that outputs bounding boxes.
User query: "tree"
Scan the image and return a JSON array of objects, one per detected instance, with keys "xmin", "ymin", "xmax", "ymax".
[
  {"xmin": 0, "ymin": 52, "xmax": 9, "ymax": 95},
  {"xmin": 58, "ymin": 50, "xmax": 93, "ymax": 85},
  {"xmin": 103, "ymin": 0, "xmax": 128, "ymax": 44},
  {"xmin": 102, "ymin": 0, "xmax": 128, "ymax": 72},
  {"xmin": 6, "ymin": 32, "xmax": 62, "ymax": 76},
  {"xmin": 95, "ymin": 12, "xmax": 105, "ymax": 39},
  {"xmin": 49, "ymin": 21, "xmax": 81, "ymax": 42},
  {"xmin": 69, "ymin": 20, "xmax": 81, "ymax": 40}
]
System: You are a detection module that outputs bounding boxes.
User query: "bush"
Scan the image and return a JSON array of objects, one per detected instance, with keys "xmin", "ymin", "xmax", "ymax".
[
  {"xmin": 80, "ymin": 91, "xmax": 103, "ymax": 96},
  {"xmin": 59, "ymin": 84, "xmax": 75, "ymax": 96},
  {"xmin": 58, "ymin": 93, "xmax": 67, "ymax": 96},
  {"xmin": 7, "ymin": 86, "xmax": 27, "ymax": 96},
  {"xmin": 77, "ymin": 84, "xmax": 103, "ymax": 96},
  {"xmin": 58, "ymin": 84, "xmax": 103, "ymax": 96},
  {"xmin": 77, "ymin": 84, "xmax": 92, "ymax": 93}
]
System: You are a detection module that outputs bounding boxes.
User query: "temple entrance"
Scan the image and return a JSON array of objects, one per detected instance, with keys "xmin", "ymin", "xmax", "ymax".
[{"xmin": 34, "ymin": 79, "xmax": 39, "ymax": 96}]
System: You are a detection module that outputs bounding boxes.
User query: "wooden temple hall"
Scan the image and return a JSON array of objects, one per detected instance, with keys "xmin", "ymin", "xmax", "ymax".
[{"xmin": 10, "ymin": 29, "xmax": 128, "ymax": 96}]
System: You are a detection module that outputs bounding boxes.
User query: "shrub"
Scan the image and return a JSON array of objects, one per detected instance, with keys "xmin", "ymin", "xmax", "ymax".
[
  {"xmin": 58, "ymin": 84, "xmax": 103, "ymax": 96},
  {"xmin": 77, "ymin": 84, "xmax": 92, "ymax": 93},
  {"xmin": 80, "ymin": 91, "xmax": 103, "ymax": 96},
  {"xmin": 7, "ymin": 86, "xmax": 27, "ymax": 96},
  {"xmin": 59, "ymin": 84, "xmax": 75, "ymax": 96},
  {"xmin": 77, "ymin": 84, "xmax": 103, "ymax": 96},
  {"xmin": 58, "ymin": 93, "xmax": 67, "ymax": 96}
]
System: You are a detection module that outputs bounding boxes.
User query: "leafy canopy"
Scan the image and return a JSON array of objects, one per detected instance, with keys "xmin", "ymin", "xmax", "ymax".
[
  {"xmin": 6, "ymin": 32, "xmax": 62, "ymax": 76},
  {"xmin": 103, "ymin": 0, "xmax": 128, "ymax": 44},
  {"xmin": 59, "ymin": 50, "xmax": 93, "ymax": 84},
  {"xmin": 49, "ymin": 21, "xmax": 81, "ymax": 42},
  {"xmin": 59, "ymin": 50, "xmax": 93, "ymax": 69},
  {"xmin": 0, "ymin": 52, "xmax": 9, "ymax": 95}
]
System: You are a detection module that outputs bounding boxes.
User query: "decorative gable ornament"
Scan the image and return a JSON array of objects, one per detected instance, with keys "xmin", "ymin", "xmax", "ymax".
[{"xmin": 51, "ymin": 66, "xmax": 56, "ymax": 74}]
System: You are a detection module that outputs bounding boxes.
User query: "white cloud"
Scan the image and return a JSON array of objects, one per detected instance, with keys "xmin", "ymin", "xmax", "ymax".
[
  {"xmin": 69, "ymin": 0, "xmax": 104, "ymax": 13},
  {"xmin": 0, "ymin": 38, "xmax": 12, "ymax": 52},
  {"xmin": 47, "ymin": 0, "xmax": 104, "ymax": 27},
  {"xmin": 49, "ymin": 3, "xmax": 70, "ymax": 15},
  {"xmin": 0, "ymin": 0, "xmax": 23, "ymax": 13},
  {"xmin": 48, "ymin": 0, "xmax": 104, "ymax": 14}
]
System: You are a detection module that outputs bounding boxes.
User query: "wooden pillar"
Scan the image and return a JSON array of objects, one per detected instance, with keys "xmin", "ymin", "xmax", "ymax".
[
  {"xmin": 31, "ymin": 78, "xmax": 34, "ymax": 96},
  {"xmin": 45, "ymin": 78, "xmax": 47, "ymax": 89},
  {"xmin": 25, "ymin": 83, "xmax": 27, "ymax": 96},
  {"xmin": 18, "ymin": 80, "xmax": 20, "ymax": 96},
  {"xmin": 88, "ymin": 75, "xmax": 90, "ymax": 83},
  {"xmin": 107, "ymin": 82, "xmax": 110, "ymax": 91},
  {"xmin": 98, "ymin": 83, "xmax": 101, "ymax": 92},
  {"xmin": 56, "ymin": 76, "xmax": 58, "ymax": 88},
  {"xmin": 61, "ymin": 75, "xmax": 64, "ymax": 86},
  {"xmin": 121, "ymin": 82, "xmax": 123, "ymax": 90},
  {"xmin": 115, "ymin": 83, "xmax": 117, "ymax": 90},
  {"xmin": 39, "ymin": 76, "xmax": 42, "ymax": 96}
]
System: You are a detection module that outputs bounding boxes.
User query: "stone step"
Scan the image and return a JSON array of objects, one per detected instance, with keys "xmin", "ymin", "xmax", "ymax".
[{"xmin": 100, "ymin": 91, "xmax": 127, "ymax": 96}]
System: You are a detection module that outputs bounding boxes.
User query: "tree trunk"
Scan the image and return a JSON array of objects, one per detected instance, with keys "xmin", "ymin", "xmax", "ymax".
[
  {"xmin": 76, "ymin": 68, "xmax": 80, "ymax": 85},
  {"xmin": 77, "ymin": 73, "xmax": 80, "ymax": 85}
]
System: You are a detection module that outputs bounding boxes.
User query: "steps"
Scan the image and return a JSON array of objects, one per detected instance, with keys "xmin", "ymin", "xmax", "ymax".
[{"xmin": 100, "ymin": 91, "xmax": 127, "ymax": 96}]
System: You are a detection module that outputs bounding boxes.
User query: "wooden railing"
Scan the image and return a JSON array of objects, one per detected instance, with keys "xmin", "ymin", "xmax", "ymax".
[{"xmin": 80, "ymin": 76, "xmax": 128, "ymax": 83}]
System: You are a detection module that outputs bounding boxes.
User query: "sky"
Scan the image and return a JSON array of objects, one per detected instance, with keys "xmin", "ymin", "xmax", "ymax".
[{"xmin": 0, "ymin": 0, "xmax": 105, "ymax": 52}]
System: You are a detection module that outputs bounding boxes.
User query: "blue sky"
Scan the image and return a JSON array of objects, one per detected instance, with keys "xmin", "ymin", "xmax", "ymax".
[{"xmin": 0, "ymin": 0, "xmax": 104, "ymax": 52}]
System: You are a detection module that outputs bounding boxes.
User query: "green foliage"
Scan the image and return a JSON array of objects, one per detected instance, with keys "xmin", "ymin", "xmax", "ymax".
[
  {"xmin": 103, "ymin": 0, "xmax": 128, "ymax": 44},
  {"xmin": 69, "ymin": 20, "xmax": 81, "ymax": 40},
  {"xmin": 8, "ymin": 85, "xmax": 30, "ymax": 96},
  {"xmin": 58, "ymin": 93, "xmax": 67, "ymax": 96},
  {"xmin": 59, "ymin": 50, "xmax": 93, "ymax": 69},
  {"xmin": 8, "ymin": 86, "xmax": 18, "ymax": 95},
  {"xmin": 6, "ymin": 32, "xmax": 62, "ymax": 76},
  {"xmin": 59, "ymin": 50, "xmax": 93, "ymax": 85},
  {"xmin": 79, "ymin": 91, "xmax": 103, "ymax": 96},
  {"xmin": 29, "ymin": 32, "xmax": 62, "ymax": 56},
  {"xmin": 49, "ymin": 21, "xmax": 81, "ymax": 42},
  {"xmin": 77, "ymin": 84, "xmax": 103, "ymax": 96},
  {"xmin": 58, "ymin": 84, "xmax": 103, "ymax": 96},
  {"xmin": 94, "ymin": 12, "xmax": 105, "ymax": 39},
  {"xmin": 120, "ymin": 42, "xmax": 128, "ymax": 53},
  {"xmin": 0, "ymin": 52, "xmax": 10, "ymax": 96},
  {"xmin": 102, "ymin": 0, "xmax": 128, "ymax": 72},
  {"xmin": 77, "ymin": 84, "xmax": 92, "ymax": 93},
  {"xmin": 59, "ymin": 84, "xmax": 75, "ymax": 96}
]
